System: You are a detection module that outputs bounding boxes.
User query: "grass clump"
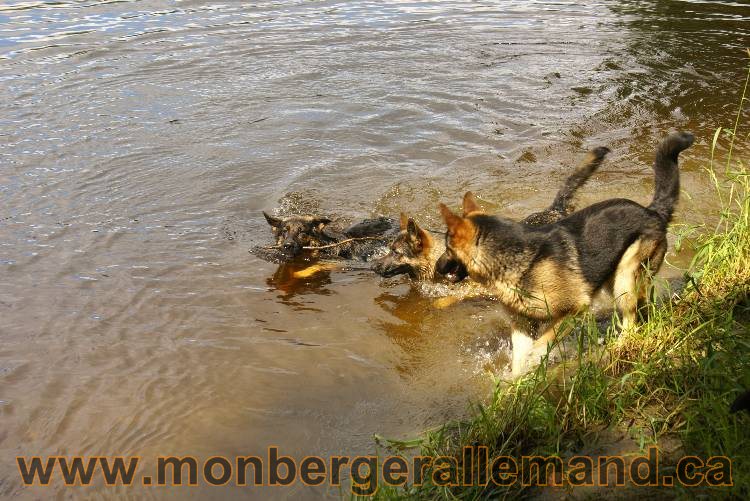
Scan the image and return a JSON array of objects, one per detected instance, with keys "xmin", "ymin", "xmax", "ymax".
[{"xmin": 365, "ymin": 63, "xmax": 750, "ymax": 499}]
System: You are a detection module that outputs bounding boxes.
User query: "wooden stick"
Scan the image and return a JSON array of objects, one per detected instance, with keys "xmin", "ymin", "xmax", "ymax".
[
  {"xmin": 302, "ymin": 236, "xmax": 381, "ymax": 250},
  {"xmin": 252, "ymin": 236, "xmax": 383, "ymax": 252}
]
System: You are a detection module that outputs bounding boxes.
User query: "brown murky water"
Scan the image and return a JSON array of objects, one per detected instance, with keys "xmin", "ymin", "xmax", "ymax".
[{"xmin": 1, "ymin": 0, "xmax": 748, "ymax": 498}]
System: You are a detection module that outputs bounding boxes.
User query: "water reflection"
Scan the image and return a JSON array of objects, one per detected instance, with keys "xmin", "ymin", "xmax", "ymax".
[{"xmin": 266, "ymin": 259, "xmax": 334, "ymax": 304}]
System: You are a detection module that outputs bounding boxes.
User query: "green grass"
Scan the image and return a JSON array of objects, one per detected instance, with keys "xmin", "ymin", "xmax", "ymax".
[{"xmin": 363, "ymin": 62, "xmax": 750, "ymax": 499}]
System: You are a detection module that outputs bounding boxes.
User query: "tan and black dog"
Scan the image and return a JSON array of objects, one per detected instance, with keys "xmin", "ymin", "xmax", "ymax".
[
  {"xmin": 260, "ymin": 147, "xmax": 608, "ymax": 267},
  {"xmin": 435, "ymin": 132, "xmax": 694, "ymax": 374},
  {"xmin": 371, "ymin": 146, "xmax": 611, "ymax": 282},
  {"xmin": 261, "ymin": 213, "xmax": 396, "ymax": 260}
]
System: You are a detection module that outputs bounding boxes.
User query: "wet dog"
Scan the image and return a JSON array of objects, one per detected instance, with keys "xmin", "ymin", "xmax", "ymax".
[
  {"xmin": 260, "ymin": 213, "xmax": 396, "ymax": 261},
  {"xmin": 371, "ymin": 146, "xmax": 611, "ymax": 282},
  {"xmin": 261, "ymin": 146, "xmax": 607, "ymax": 267},
  {"xmin": 435, "ymin": 132, "xmax": 694, "ymax": 374}
]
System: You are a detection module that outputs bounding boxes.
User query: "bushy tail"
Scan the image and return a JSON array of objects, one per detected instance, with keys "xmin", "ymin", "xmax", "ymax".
[
  {"xmin": 549, "ymin": 146, "xmax": 610, "ymax": 214},
  {"xmin": 648, "ymin": 131, "xmax": 694, "ymax": 222}
]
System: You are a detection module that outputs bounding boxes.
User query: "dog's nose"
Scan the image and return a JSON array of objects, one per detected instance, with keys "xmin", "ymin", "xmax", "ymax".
[{"xmin": 283, "ymin": 242, "xmax": 297, "ymax": 252}]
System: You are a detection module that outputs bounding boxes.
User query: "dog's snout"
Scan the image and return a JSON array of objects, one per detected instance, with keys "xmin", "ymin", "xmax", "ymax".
[
  {"xmin": 435, "ymin": 252, "xmax": 450, "ymax": 275},
  {"xmin": 371, "ymin": 258, "xmax": 391, "ymax": 276},
  {"xmin": 435, "ymin": 252, "xmax": 468, "ymax": 283},
  {"xmin": 371, "ymin": 256, "xmax": 409, "ymax": 278},
  {"xmin": 281, "ymin": 239, "xmax": 301, "ymax": 255}
]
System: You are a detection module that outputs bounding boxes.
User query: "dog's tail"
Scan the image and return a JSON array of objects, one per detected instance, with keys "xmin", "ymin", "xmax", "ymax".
[
  {"xmin": 549, "ymin": 146, "xmax": 610, "ymax": 214},
  {"xmin": 648, "ymin": 131, "xmax": 694, "ymax": 223}
]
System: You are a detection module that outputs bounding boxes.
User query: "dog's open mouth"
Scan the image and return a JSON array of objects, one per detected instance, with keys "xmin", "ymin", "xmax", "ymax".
[
  {"xmin": 436, "ymin": 255, "xmax": 469, "ymax": 283},
  {"xmin": 372, "ymin": 262, "xmax": 410, "ymax": 278},
  {"xmin": 443, "ymin": 262, "xmax": 468, "ymax": 283}
]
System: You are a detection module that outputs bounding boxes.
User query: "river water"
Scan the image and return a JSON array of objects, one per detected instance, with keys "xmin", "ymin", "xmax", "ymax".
[{"xmin": 1, "ymin": 0, "xmax": 748, "ymax": 498}]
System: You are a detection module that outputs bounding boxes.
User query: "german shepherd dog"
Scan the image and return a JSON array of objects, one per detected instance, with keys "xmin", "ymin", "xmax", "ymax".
[
  {"xmin": 435, "ymin": 132, "xmax": 694, "ymax": 374},
  {"xmin": 261, "ymin": 147, "xmax": 606, "ymax": 266},
  {"xmin": 371, "ymin": 146, "xmax": 611, "ymax": 282},
  {"xmin": 261, "ymin": 213, "xmax": 396, "ymax": 260}
]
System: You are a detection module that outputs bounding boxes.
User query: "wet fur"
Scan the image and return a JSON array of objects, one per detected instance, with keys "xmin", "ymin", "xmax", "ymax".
[
  {"xmin": 259, "ymin": 213, "xmax": 396, "ymax": 261},
  {"xmin": 436, "ymin": 132, "xmax": 694, "ymax": 374},
  {"xmin": 371, "ymin": 147, "xmax": 610, "ymax": 282}
]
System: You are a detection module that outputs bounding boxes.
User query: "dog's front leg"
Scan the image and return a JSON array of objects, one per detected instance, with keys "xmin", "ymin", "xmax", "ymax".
[
  {"xmin": 530, "ymin": 317, "xmax": 571, "ymax": 365},
  {"xmin": 510, "ymin": 322, "xmax": 535, "ymax": 376},
  {"xmin": 512, "ymin": 316, "xmax": 573, "ymax": 376},
  {"xmin": 534, "ymin": 317, "xmax": 568, "ymax": 352}
]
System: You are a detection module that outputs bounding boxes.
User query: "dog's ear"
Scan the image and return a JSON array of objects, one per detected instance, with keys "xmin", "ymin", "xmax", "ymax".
[
  {"xmin": 400, "ymin": 212, "xmax": 409, "ymax": 230},
  {"xmin": 462, "ymin": 191, "xmax": 481, "ymax": 216},
  {"xmin": 406, "ymin": 218, "xmax": 419, "ymax": 237},
  {"xmin": 407, "ymin": 218, "xmax": 430, "ymax": 252},
  {"xmin": 263, "ymin": 211, "xmax": 283, "ymax": 228},
  {"xmin": 440, "ymin": 203, "xmax": 475, "ymax": 249},
  {"xmin": 439, "ymin": 203, "xmax": 463, "ymax": 234},
  {"xmin": 406, "ymin": 217, "xmax": 421, "ymax": 243}
]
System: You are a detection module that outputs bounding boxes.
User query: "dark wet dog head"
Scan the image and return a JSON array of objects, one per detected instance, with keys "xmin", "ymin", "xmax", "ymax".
[
  {"xmin": 371, "ymin": 213, "xmax": 433, "ymax": 279},
  {"xmin": 263, "ymin": 212, "xmax": 332, "ymax": 257},
  {"xmin": 435, "ymin": 250, "xmax": 469, "ymax": 283},
  {"xmin": 435, "ymin": 192, "xmax": 482, "ymax": 283}
]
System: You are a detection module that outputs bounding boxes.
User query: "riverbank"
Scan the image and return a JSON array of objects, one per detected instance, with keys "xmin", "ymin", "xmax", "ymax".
[{"xmin": 370, "ymin": 66, "xmax": 750, "ymax": 500}]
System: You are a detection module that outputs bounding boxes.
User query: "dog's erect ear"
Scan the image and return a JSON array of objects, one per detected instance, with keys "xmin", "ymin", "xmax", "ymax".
[
  {"xmin": 400, "ymin": 212, "xmax": 409, "ymax": 230},
  {"xmin": 406, "ymin": 218, "xmax": 419, "ymax": 237},
  {"xmin": 263, "ymin": 211, "xmax": 283, "ymax": 228},
  {"xmin": 439, "ymin": 203, "xmax": 463, "ymax": 233},
  {"xmin": 440, "ymin": 203, "xmax": 475, "ymax": 250},
  {"xmin": 406, "ymin": 218, "xmax": 430, "ymax": 251},
  {"xmin": 462, "ymin": 191, "xmax": 481, "ymax": 216}
]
